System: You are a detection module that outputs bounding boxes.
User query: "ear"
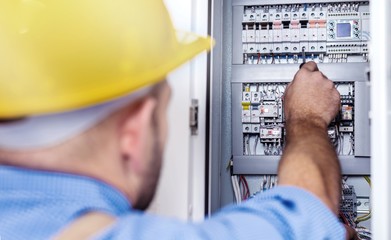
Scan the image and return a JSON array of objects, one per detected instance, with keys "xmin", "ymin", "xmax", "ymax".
[{"xmin": 119, "ymin": 97, "xmax": 157, "ymax": 172}]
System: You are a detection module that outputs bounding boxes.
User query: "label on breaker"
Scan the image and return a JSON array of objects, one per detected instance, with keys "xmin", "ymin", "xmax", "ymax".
[
  {"xmin": 339, "ymin": 126, "xmax": 354, "ymax": 132},
  {"xmin": 260, "ymin": 103, "xmax": 278, "ymax": 118},
  {"xmin": 262, "ymin": 95, "xmax": 276, "ymax": 101},
  {"xmin": 260, "ymin": 127, "xmax": 282, "ymax": 139}
]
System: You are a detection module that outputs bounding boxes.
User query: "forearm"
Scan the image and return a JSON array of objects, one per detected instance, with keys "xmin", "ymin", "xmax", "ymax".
[{"xmin": 277, "ymin": 120, "xmax": 341, "ymax": 214}]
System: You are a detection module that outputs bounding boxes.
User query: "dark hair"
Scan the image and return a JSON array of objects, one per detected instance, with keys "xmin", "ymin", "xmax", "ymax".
[{"xmin": 0, "ymin": 117, "xmax": 27, "ymax": 124}]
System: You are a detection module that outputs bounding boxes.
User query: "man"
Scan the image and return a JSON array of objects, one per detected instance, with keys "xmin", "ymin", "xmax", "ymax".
[{"xmin": 0, "ymin": 0, "xmax": 352, "ymax": 239}]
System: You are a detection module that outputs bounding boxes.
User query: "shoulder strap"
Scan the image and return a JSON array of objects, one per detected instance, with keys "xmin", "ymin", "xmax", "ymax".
[{"xmin": 53, "ymin": 212, "xmax": 116, "ymax": 240}]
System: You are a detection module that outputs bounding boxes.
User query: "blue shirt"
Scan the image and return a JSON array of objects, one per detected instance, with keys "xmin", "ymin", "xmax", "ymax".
[{"xmin": 0, "ymin": 166, "xmax": 345, "ymax": 239}]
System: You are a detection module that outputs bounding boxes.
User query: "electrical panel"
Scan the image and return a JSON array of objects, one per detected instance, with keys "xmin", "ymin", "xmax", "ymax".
[
  {"xmin": 231, "ymin": 0, "xmax": 370, "ymax": 175},
  {"xmin": 239, "ymin": 2, "xmax": 370, "ymax": 65},
  {"xmin": 208, "ymin": 0, "xmax": 372, "ymax": 229},
  {"xmin": 241, "ymin": 82, "xmax": 356, "ymax": 157}
]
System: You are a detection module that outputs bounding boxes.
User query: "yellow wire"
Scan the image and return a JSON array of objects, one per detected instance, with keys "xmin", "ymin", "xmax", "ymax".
[
  {"xmin": 364, "ymin": 176, "xmax": 371, "ymax": 186},
  {"xmin": 355, "ymin": 176, "xmax": 371, "ymax": 223}
]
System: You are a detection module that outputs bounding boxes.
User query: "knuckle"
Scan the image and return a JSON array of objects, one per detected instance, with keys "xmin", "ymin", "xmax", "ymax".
[
  {"xmin": 312, "ymin": 71, "xmax": 324, "ymax": 80},
  {"xmin": 303, "ymin": 61, "xmax": 317, "ymax": 71},
  {"xmin": 325, "ymin": 79, "xmax": 334, "ymax": 89}
]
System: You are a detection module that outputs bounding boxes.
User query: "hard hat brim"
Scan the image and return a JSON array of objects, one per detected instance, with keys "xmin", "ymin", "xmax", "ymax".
[{"xmin": 0, "ymin": 32, "xmax": 213, "ymax": 118}]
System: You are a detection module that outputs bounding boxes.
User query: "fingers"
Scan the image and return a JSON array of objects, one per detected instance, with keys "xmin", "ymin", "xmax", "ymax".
[
  {"xmin": 300, "ymin": 61, "xmax": 319, "ymax": 72},
  {"xmin": 285, "ymin": 60, "xmax": 340, "ymax": 127},
  {"xmin": 292, "ymin": 61, "xmax": 322, "ymax": 84}
]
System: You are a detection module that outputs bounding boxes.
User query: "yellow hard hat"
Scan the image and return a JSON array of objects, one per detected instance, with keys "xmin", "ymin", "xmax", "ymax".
[{"xmin": 0, "ymin": 0, "xmax": 212, "ymax": 118}]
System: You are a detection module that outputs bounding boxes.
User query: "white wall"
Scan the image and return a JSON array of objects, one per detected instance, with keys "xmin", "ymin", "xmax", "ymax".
[
  {"xmin": 147, "ymin": 0, "xmax": 208, "ymax": 221},
  {"xmin": 370, "ymin": 1, "xmax": 391, "ymax": 238}
]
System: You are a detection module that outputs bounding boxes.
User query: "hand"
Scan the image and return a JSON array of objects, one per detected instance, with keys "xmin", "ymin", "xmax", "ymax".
[
  {"xmin": 344, "ymin": 224, "xmax": 358, "ymax": 240},
  {"xmin": 284, "ymin": 61, "xmax": 340, "ymax": 129}
]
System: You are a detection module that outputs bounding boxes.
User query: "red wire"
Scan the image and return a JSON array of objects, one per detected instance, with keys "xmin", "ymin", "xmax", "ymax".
[
  {"xmin": 240, "ymin": 176, "xmax": 250, "ymax": 199},
  {"xmin": 244, "ymin": 177, "xmax": 250, "ymax": 198},
  {"xmin": 239, "ymin": 177, "xmax": 245, "ymax": 199}
]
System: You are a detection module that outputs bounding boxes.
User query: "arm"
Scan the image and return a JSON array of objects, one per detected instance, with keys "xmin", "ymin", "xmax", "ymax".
[
  {"xmin": 278, "ymin": 61, "xmax": 341, "ymax": 214},
  {"xmin": 94, "ymin": 62, "xmax": 348, "ymax": 240}
]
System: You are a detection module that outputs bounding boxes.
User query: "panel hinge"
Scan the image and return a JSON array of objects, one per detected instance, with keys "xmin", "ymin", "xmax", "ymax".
[{"xmin": 189, "ymin": 99, "xmax": 199, "ymax": 136}]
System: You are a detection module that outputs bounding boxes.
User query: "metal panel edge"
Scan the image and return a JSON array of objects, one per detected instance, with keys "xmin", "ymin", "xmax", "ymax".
[
  {"xmin": 232, "ymin": 6, "xmax": 244, "ymax": 65},
  {"xmin": 208, "ymin": 0, "xmax": 224, "ymax": 215},
  {"xmin": 232, "ymin": 83, "xmax": 243, "ymax": 156},
  {"xmin": 354, "ymin": 81, "xmax": 371, "ymax": 157},
  {"xmin": 233, "ymin": 0, "xmax": 367, "ymax": 6},
  {"xmin": 231, "ymin": 63, "xmax": 370, "ymax": 82},
  {"xmin": 233, "ymin": 156, "xmax": 370, "ymax": 175}
]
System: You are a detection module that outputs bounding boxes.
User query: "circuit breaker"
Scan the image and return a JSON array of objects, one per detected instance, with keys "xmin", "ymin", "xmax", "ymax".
[
  {"xmin": 237, "ymin": 2, "xmax": 370, "ymax": 64},
  {"xmin": 231, "ymin": 1, "xmax": 370, "ymax": 175}
]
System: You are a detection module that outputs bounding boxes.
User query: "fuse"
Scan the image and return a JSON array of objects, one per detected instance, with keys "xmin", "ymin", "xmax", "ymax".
[
  {"xmin": 242, "ymin": 101, "xmax": 251, "ymax": 123},
  {"xmin": 282, "ymin": 28, "xmax": 291, "ymax": 42},
  {"xmin": 251, "ymin": 124, "xmax": 260, "ymax": 133},
  {"xmin": 251, "ymin": 106, "xmax": 261, "ymax": 123},
  {"xmin": 247, "ymin": 27, "xmax": 256, "ymax": 43},
  {"xmin": 251, "ymin": 92, "xmax": 261, "ymax": 103},
  {"xmin": 242, "ymin": 92, "xmax": 251, "ymax": 102},
  {"xmin": 242, "ymin": 109, "xmax": 251, "ymax": 123},
  {"xmin": 308, "ymin": 27, "xmax": 318, "ymax": 42},
  {"xmin": 260, "ymin": 29, "xmax": 269, "ymax": 43},
  {"xmin": 243, "ymin": 124, "xmax": 252, "ymax": 133},
  {"xmin": 300, "ymin": 28, "xmax": 309, "ymax": 41}
]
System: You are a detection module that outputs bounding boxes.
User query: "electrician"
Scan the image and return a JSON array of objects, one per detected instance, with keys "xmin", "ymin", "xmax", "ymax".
[{"xmin": 0, "ymin": 1, "xmax": 353, "ymax": 239}]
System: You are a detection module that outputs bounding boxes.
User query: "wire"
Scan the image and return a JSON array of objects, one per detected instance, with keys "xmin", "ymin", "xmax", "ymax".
[
  {"xmin": 244, "ymin": 134, "xmax": 251, "ymax": 155},
  {"xmin": 271, "ymin": 52, "xmax": 275, "ymax": 64},
  {"xmin": 261, "ymin": 175, "xmax": 267, "ymax": 191},
  {"xmin": 253, "ymin": 135, "xmax": 259, "ymax": 155},
  {"xmin": 239, "ymin": 176, "xmax": 246, "ymax": 199},
  {"xmin": 231, "ymin": 175, "xmax": 238, "ymax": 203},
  {"xmin": 231, "ymin": 175, "xmax": 241, "ymax": 204},
  {"xmin": 236, "ymin": 176, "xmax": 243, "ymax": 202},
  {"xmin": 355, "ymin": 176, "xmax": 371, "ymax": 223},
  {"xmin": 267, "ymin": 175, "xmax": 271, "ymax": 189},
  {"xmin": 363, "ymin": 176, "xmax": 371, "ymax": 186},
  {"xmin": 356, "ymin": 227, "xmax": 372, "ymax": 240},
  {"xmin": 240, "ymin": 175, "xmax": 250, "ymax": 199}
]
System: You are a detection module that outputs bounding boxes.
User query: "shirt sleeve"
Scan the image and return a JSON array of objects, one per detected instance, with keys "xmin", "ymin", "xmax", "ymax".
[{"xmin": 94, "ymin": 186, "xmax": 346, "ymax": 240}]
